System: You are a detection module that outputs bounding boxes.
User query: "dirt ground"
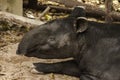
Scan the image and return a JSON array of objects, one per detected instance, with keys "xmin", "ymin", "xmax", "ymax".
[{"xmin": 0, "ymin": 43, "xmax": 78, "ymax": 80}]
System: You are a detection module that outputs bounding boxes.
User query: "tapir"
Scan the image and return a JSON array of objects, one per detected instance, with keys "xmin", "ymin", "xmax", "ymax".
[{"xmin": 17, "ymin": 6, "xmax": 120, "ymax": 80}]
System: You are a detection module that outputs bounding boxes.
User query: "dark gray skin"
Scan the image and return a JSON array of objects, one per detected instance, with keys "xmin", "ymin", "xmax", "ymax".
[{"xmin": 17, "ymin": 6, "xmax": 120, "ymax": 80}]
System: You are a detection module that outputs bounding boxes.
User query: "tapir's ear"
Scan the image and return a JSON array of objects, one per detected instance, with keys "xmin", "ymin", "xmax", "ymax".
[{"xmin": 74, "ymin": 17, "xmax": 88, "ymax": 33}]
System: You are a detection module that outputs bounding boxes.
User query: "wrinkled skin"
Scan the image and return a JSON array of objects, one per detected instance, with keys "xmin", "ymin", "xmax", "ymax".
[{"xmin": 17, "ymin": 6, "xmax": 120, "ymax": 80}]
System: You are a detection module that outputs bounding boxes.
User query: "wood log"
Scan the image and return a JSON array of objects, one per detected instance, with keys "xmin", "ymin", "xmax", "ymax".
[
  {"xmin": 0, "ymin": 11, "xmax": 44, "ymax": 29},
  {"xmin": 49, "ymin": 0, "xmax": 105, "ymax": 18},
  {"xmin": 50, "ymin": 0, "xmax": 120, "ymax": 21},
  {"xmin": 23, "ymin": 3, "xmax": 71, "ymax": 13},
  {"xmin": 24, "ymin": 0, "xmax": 120, "ymax": 22}
]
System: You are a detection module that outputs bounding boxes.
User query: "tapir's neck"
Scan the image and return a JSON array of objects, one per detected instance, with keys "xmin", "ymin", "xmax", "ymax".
[
  {"xmin": 88, "ymin": 21, "xmax": 120, "ymax": 31},
  {"xmin": 74, "ymin": 21, "xmax": 120, "ymax": 61},
  {"xmin": 73, "ymin": 33, "xmax": 87, "ymax": 61},
  {"xmin": 87, "ymin": 21, "xmax": 120, "ymax": 37}
]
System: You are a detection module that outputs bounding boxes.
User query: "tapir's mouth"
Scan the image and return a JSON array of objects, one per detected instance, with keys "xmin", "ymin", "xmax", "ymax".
[
  {"xmin": 24, "ymin": 52, "xmax": 49, "ymax": 58},
  {"xmin": 24, "ymin": 53, "xmax": 34, "ymax": 57}
]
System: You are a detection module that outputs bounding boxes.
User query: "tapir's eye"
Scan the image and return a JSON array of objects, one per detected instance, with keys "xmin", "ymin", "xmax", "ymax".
[
  {"xmin": 49, "ymin": 36, "xmax": 55, "ymax": 41},
  {"xmin": 47, "ymin": 36, "xmax": 56, "ymax": 46}
]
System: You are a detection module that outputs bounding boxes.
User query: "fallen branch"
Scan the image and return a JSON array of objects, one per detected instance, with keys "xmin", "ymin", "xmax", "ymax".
[
  {"xmin": 0, "ymin": 11, "xmax": 44, "ymax": 29},
  {"xmin": 39, "ymin": 6, "xmax": 51, "ymax": 19}
]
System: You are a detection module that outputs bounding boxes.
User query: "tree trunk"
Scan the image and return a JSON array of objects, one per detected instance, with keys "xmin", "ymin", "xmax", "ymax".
[{"xmin": 0, "ymin": 0, "xmax": 23, "ymax": 16}]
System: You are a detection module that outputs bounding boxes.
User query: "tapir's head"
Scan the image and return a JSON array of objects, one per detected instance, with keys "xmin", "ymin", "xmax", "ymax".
[{"xmin": 16, "ymin": 6, "xmax": 88, "ymax": 59}]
